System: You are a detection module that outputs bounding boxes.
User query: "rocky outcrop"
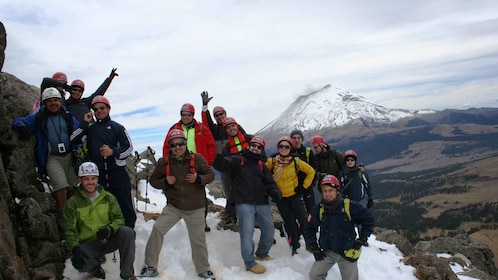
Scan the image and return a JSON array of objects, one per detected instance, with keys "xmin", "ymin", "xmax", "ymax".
[
  {"xmin": 375, "ymin": 228, "xmax": 496, "ymax": 279},
  {"xmin": 0, "ymin": 21, "xmax": 6, "ymax": 71},
  {"xmin": 1, "ymin": 72, "xmax": 66, "ymax": 279}
]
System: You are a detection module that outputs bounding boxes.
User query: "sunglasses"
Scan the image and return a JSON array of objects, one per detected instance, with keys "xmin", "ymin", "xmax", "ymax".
[
  {"xmin": 181, "ymin": 114, "xmax": 192, "ymax": 117},
  {"xmin": 250, "ymin": 143, "xmax": 263, "ymax": 150},
  {"xmin": 169, "ymin": 142, "xmax": 186, "ymax": 148},
  {"xmin": 346, "ymin": 158, "xmax": 356, "ymax": 162},
  {"xmin": 72, "ymin": 87, "xmax": 83, "ymax": 92},
  {"xmin": 214, "ymin": 113, "xmax": 224, "ymax": 118},
  {"xmin": 93, "ymin": 106, "xmax": 107, "ymax": 111},
  {"xmin": 278, "ymin": 145, "xmax": 290, "ymax": 149}
]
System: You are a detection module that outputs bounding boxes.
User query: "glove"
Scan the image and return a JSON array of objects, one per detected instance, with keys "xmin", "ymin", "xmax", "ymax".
[
  {"xmin": 353, "ymin": 239, "xmax": 363, "ymax": 250},
  {"xmin": 307, "ymin": 243, "xmax": 325, "ymax": 261},
  {"xmin": 294, "ymin": 185, "xmax": 305, "ymax": 194},
  {"xmin": 17, "ymin": 125, "xmax": 31, "ymax": 139},
  {"xmin": 201, "ymin": 91, "xmax": 213, "ymax": 105},
  {"xmin": 96, "ymin": 227, "xmax": 112, "ymax": 241},
  {"xmin": 71, "ymin": 246, "xmax": 88, "ymax": 269},
  {"xmin": 359, "ymin": 235, "xmax": 368, "ymax": 246},
  {"xmin": 109, "ymin": 68, "xmax": 119, "ymax": 79},
  {"xmin": 367, "ymin": 199, "xmax": 374, "ymax": 209},
  {"xmin": 268, "ymin": 189, "xmax": 282, "ymax": 202}
]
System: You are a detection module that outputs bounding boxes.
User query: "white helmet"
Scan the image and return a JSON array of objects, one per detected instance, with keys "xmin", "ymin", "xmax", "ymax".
[
  {"xmin": 78, "ymin": 162, "xmax": 99, "ymax": 177},
  {"xmin": 41, "ymin": 87, "xmax": 62, "ymax": 101}
]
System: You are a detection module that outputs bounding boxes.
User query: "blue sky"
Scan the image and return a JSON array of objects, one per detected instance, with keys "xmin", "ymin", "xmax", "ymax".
[{"xmin": 2, "ymin": 1, "xmax": 498, "ymax": 152}]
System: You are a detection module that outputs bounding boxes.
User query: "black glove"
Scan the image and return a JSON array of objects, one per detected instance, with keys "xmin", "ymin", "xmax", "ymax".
[
  {"xmin": 268, "ymin": 189, "xmax": 282, "ymax": 202},
  {"xmin": 359, "ymin": 235, "xmax": 368, "ymax": 246},
  {"xmin": 71, "ymin": 246, "xmax": 87, "ymax": 269},
  {"xmin": 201, "ymin": 91, "xmax": 213, "ymax": 105},
  {"xmin": 367, "ymin": 199, "xmax": 374, "ymax": 209},
  {"xmin": 96, "ymin": 227, "xmax": 112, "ymax": 241},
  {"xmin": 307, "ymin": 243, "xmax": 325, "ymax": 261},
  {"xmin": 109, "ymin": 68, "xmax": 119, "ymax": 79},
  {"xmin": 294, "ymin": 185, "xmax": 305, "ymax": 194},
  {"xmin": 17, "ymin": 125, "xmax": 31, "ymax": 139},
  {"xmin": 353, "ymin": 239, "xmax": 363, "ymax": 250}
]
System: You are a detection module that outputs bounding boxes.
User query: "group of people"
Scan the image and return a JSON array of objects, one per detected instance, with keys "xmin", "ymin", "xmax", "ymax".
[{"xmin": 12, "ymin": 80, "xmax": 375, "ymax": 279}]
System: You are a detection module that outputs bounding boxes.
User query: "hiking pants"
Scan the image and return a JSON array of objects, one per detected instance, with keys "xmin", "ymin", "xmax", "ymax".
[
  {"xmin": 144, "ymin": 205, "xmax": 210, "ymax": 274},
  {"xmin": 309, "ymin": 249, "xmax": 358, "ymax": 280},
  {"xmin": 73, "ymin": 226, "xmax": 135, "ymax": 279},
  {"xmin": 100, "ymin": 167, "xmax": 137, "ymax": 228},
  {"xmin": 276, "ymin": 194, "xmax": 308, "ymax": 249}
]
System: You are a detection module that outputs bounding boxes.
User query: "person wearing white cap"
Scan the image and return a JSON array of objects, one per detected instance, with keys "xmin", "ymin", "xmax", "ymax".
[{"xmin": 12, "ymin": 87, "xmax": 87, "ymax": 209}]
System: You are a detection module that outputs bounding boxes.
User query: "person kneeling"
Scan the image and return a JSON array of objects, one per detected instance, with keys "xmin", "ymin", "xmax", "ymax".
[{"xmin": 64, "ymin": 162, "xmax": 136, "ymax": 280}]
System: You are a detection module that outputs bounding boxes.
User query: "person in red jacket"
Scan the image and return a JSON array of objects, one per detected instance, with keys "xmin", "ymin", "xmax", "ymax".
[{"xmin": 162, "ymin": 102, "xmax": 216, "ymax": 232}]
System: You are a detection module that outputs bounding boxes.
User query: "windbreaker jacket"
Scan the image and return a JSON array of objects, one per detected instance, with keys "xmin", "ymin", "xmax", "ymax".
[
  {"xmin": 11, "ymin": 107, "xmax": 86, "ymax": 179},
  {"xmin": 149, "ymin": 152, "xmax": 214, "ymax": 211},
  {"xmin": 339, "ymin": 165, "xmax": 373, "ymax": 201},
  {"xmin": 63, "ymin": 184, "xmax": 124, "ymax": 250},
  {"xmin": 201, "ymin": 109, "xmax": 247, "ymax": 154},
  {"xmin": 312, "ymin": 147, "xmax": 345, "ymax": 179},
  {"xmin": 304, "ymin": 198, "xmax": 374, "ymax": 253},
  {"xmin": 85, "ymin": 116, "xmax": 133, "ymax": 172},
  {"xmin": 266, "ymin": 157, "xmax": 316, "ymax": 198},
  {"xmin": 65, "ymin": 77, "xmax": 113, "ymax": 123},
  {"xmin": 162, "ymin": 120, "xmax": 216, "ymax": 165},
  {"xmin": 213, "ymin": 150, "xmax": 281, "ymax": 205}
]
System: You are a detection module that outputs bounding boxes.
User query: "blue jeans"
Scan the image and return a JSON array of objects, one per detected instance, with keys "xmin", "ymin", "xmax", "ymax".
[{"xmin": 236, "ymin": 203, "xmax": 275, "ymax": 270}]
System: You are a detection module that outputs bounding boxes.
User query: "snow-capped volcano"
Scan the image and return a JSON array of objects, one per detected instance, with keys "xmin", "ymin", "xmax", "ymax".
[{"xmin": 258, "ymin": 84, "xmax": 433, "ymax": 134}]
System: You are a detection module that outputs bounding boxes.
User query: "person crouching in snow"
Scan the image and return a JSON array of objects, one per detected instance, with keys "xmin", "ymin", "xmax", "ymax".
[{"xmin": 304, "ymin": 175, "xmax": 374, "ymax": 280}]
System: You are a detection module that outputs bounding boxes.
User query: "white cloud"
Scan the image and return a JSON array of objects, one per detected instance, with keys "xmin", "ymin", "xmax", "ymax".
[{"xmin": 2, "ymin": 0, "xmax": 498, "ymax": 151}]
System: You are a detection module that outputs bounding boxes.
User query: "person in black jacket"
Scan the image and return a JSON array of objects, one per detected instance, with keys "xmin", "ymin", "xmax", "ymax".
[
  {"xmin": 78, "ymin": 95, "xmax": 136, "ymax": 228},
  {"xmin": 213, "ymin": 136, "xmax": 281, "ymax": 275},
  {"xmin": 65, "ymin": 68, "xmax": 118, "ymax": 123},
  {"xmin": 290, "ymin": 129, "xmax": 315, "ymax": 212},
  {"xmin": 304, "ymin": 175, "xmax": 374, "ymax": 280}
]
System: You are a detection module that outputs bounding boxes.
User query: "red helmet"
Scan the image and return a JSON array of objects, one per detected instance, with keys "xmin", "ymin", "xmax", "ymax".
[
  {"xmin": 222, "ymin": 116, "xmax": 237, "ymax": 128},
  {"xmin": 91, "ymin": 95, "xmax": 111, "ymax": 108},
  {"xmin": 277, "ymin": 136, "xmax": 293, "ymax": 147},
  {"xmin": 167, "ymin": 129, "xmax": 186, "ymax": 142},
  {"xmin": 320, "ymin": 174, "xmax": 340, "ymax": 189},
  {"xmin": 344, "ymin": 149, "xmax": 358, "ymax": 160},
  {"xmin": 71, "ymin": 79, "xmax": 85, "ymax": 90},
  {"xmin": 213, "ymin": 106, "xmax": 225, "ymax": 115},
  {"xmin": 52, "ymin": 72, "xmax": 68, "ymax": 83},
  {"xmin": 180, "ymin": 103, "xmax": 195, "ymax": 114},
  {"xmin": 311, "ymin": 135, "xmax": 325, "ymax": 145},
  {"xmin": 250, "ymin": 135, "xmax": 266, "ymax": 148}
]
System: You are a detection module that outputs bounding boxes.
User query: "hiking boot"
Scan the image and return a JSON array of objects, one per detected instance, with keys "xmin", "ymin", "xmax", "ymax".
[
  {"xmin": 198, "ymin": 270, "xmax": 216, "ymax": 279},
  {"xmin": 255, "ymin": 255, "xmax": 274, "ymax": 261},
  {"xmin": 91, "ymin": 265, "xmax": 105, "ymax": 279},
  {"xmin": 205, "ymin": 223, "xmax": 211, "ymax": 232},
  {"xmin": 248, "ymin": 263, "xmax": 266, "ymax": 274},
  {"xmin": 139, "ymin": 265, "xmax": 158, "ymax": 277},
  {"xmin": 291, "ymin": 249, "xmax": 298, "ymax": 256}
]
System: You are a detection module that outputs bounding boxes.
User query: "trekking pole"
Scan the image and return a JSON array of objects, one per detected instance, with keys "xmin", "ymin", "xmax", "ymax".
[
  {"xmin": 103, "ymin": 156, "xmax": 110, "ymax": 190},
  {"xmin": 143, "ymin": 146, "xmax": 156, "ymax": 212},
  {"xmin": 134, "ymin": 151, "xmax": 140, "ymax": 205}
]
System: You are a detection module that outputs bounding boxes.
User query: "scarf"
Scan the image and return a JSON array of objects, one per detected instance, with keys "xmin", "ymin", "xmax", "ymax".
[{"xmin": 272, "ymin": 154, "xmax": 293, "ymax": 183}]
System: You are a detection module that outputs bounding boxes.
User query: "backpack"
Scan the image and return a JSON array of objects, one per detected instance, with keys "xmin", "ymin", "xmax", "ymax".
[
  {"xmin": 165, "ymin": 153, "xmax": 196, "ymax": 176},
  {"xmin": 342, "ymin": 170, "xmax": 369, "ymax": 197},
  {"xmin": 318, "ymin": 198, "xmax": 362, "ymax": 262}
]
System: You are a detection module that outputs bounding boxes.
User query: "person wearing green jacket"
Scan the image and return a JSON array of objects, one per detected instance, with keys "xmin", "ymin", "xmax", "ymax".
[{"xmin": 64, "ymin": 162, "xmax": 136, "ymax": 280}]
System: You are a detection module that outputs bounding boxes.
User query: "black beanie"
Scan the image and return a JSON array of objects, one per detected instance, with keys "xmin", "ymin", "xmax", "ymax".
[{"xmin": 290, "ymin": 129, "xmax": 304, "ymax": 139}]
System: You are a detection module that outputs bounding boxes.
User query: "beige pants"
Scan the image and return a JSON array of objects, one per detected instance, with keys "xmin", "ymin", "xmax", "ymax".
[
  {"xmin": 46, "ymin": 153, "xmax": 78, "ymax": 191},
  {"xmin": 144, "ymin": 205, "xmax": 210, "ymax": 274}
]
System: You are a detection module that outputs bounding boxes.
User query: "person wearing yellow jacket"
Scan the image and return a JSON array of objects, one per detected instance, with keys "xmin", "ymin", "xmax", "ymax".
[{"xmin": 266, "ymin": 136, "xmax": 316, "ymax": 255}]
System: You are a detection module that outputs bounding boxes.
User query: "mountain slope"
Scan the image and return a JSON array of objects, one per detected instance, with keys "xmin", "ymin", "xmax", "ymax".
[{"xmin": 257, "ymin": 84, "xmax": 433, "ymax": 136}]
